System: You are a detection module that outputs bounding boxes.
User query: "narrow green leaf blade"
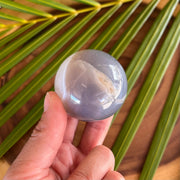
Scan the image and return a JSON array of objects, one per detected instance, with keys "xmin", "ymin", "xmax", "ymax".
[
  {"xmin": 0, "ymin": 19, "xmax": 54, "ymax": 62},
  {"xmin": 112, "ymin": 1, "xmax": 180, "ymax": 170},
  {"xmin": 0, "ymin": 23, "xmax": 34, "ymax": 47},
  {"xmin": 90, "ymin": 0, "xmax": 142, "ymax": 50},
  {"xmin": 59, "ymin": 4, "xmax": 120, "ymax": 56},
  {"xmin": 126, "ymin": 0, "xmax": 179, "ymax": 93},
  {"xmin": 0, "ymin": 27, "xmax": 13, "ymax": 38},
  {"xmin": 112, "ymin": 0, "xmax": 179, "ymax": 122},
  {"xmin": 73, "ymin": 0, "xmax": 100, "ymax": 7},
  {"xmin": 0, "ymin": 11, "xmax": 96, "ymax": 104},
  {"xmin": 140, "ymin": 56, "xmax": 180, "ymax": 179},
  {"xmin": 0, "ymin": 97, "xmax": 45, "ymax": 158},
  {"xmin": 0, "ymin": 12, "xmax": 27, "ymax": 23},
  {"xmin": 0, "ymin": 10, "xmax": 99, "ymax": 156},
  {"xmin": 110, "ymin": 0, "xmax": 160, "ymax": 58},
  {"xmin": 28, "ymin": 0, "xmax": 76, "ymax": 13},
  {"xmin": 0, "ymin": 0, "xmax": 52, "ymax": 17},
  {"xmin": 0, "ymin": 16, "xmax": 74, "ymax": 78},
  {"xmin": 0, "ymin": 4, "xmax": 120, "ymax": 128},
  {"xmin": 140, "ymin": 11, "xmax": 180, "ymax": 180}
]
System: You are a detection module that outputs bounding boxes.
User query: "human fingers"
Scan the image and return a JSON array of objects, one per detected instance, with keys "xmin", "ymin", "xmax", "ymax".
[
  {"xmin": 79, "ymin": 116, "xmax": 113, "ymax": 154},
  {"xmin": 63, "ymin": 116, "xmax": 78, "ymax": 143},
  {"xmin": 103, "ymin": 170, "xmax": 125, "ymax": 180},
  {"xmin": 67, "ymin": 145, "xmax": 114, "ymax": 180},
  {"xmin": 7, "ymin": 92, "xmax": 67, "ymax": 171}
]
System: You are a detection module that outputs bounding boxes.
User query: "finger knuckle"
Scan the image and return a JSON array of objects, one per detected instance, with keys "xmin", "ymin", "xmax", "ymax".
[
  {"xmin": 68, "ymin": 170, "xmax": 92, "ymax": 180},
  {"xmin": 30, "ymin": 122, "xmax": 45, "ymax": 139},
  {"xmin": 106, "ymin": 171, "xmax": 124, "ymax": 180},
  {"xmin": 97, "ymin": 145, "xmax": 114, "ymax": 160},
  {"xmin": 95, "ymin": 145, "xmax": 115, "ymax": 167}
]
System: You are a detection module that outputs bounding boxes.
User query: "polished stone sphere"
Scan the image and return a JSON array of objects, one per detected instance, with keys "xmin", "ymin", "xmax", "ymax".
[{"xmin": 55, "ymin": 49, "xmax": 127, "ymax": 121}]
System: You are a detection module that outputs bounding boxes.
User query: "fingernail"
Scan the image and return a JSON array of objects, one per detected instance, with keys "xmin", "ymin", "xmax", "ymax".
[{"xmin": 44, "ymin": 92, "xmax": 50, "ymax": 112}]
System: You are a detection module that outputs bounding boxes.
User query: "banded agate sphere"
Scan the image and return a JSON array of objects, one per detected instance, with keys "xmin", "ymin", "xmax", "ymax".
[{"xmin": 55, "ymin": 50, "xmax": 127, "ymax": 121}]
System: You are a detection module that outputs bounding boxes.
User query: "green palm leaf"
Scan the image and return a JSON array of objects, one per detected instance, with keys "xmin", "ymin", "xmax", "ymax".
[
  {"xmin": 90, "ymin": 0, "xmax": 142, "ymax": 50},
  {"xmin": 0, "ymin": 11, "xmax": 27, "ymax": 23},
  {"xmin": 0, "ymin": 0, "xmax": 52, "ymax": 17},
  {"xmin": 0, "ymin": 20, "xmax": 53, "ymax": 62},
  {"xmin": 126, "ymin": 0, "xmax": 178, "ymax": 92},
  {"xmin": 0, "ymin": 16, "xmax": 75, "ymax": 104},
  {"xmin": 0, "ymin": 11, "xmax": 97, "ymax": 105},
  {"xmin": 112, "ymin": 0, "xmax": 178, "ymax": 121},
  {"xmin": 28, "ymin": 0, "xmax": 76, "ymax": 13},
  {"xmin": 0, "ymin": 23, "xmax": 34, "ymax": 47},
  {"xmin": 73, "ymin": 0, "xmax": 100, "ymax": 7},
  {"xmin": 0, "ymin": 27, "xmax": 13, "ymax": 38},
  {"xmin": 139, "ymin": 11, "xmax": 180, "ymax": 179},
  {"xmin": 0, "ymin": 97, "xmax": 45, "ymax": 158},
  {"xmin": 0, "ymin": 4, "xmax": 120, "ymax": 127},
  {"xmin": 112, "ymin": 0, "xmax": 179, "ymax": 170},
  {"xmin": 110, "ymin": 0, "xmax": 159, "ymax": 58},
  {"xmin": 0, "ymin": 0, "xmax": 179, "ymax": 179}
]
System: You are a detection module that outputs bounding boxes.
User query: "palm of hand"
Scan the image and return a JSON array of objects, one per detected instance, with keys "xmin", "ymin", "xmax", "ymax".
[{"xmin": 52, "ymin": 141, "xmax": 85, "ymax": 179}]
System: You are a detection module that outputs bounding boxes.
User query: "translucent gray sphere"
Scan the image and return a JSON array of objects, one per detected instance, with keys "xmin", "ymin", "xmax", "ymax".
[{"xmin": 55, "ymin": 49, "xmax": 127, "ymax": 121}]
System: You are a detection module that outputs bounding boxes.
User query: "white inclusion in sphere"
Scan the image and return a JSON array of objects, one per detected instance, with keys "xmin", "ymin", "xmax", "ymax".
[{"xmin": 55, "ymin": 49, "xmax": 127, "ymax": 121}]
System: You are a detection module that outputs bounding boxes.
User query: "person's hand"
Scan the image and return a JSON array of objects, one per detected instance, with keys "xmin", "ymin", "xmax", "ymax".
[{"xmin": 4, "ymin": 91, "xmax": 124, "ymax": 180}]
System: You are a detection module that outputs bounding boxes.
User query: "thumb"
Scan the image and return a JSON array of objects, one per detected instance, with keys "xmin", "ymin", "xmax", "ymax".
[
  {"xmin": 11, "ymin": 91, "xmax": 67, "ymax": 169},
  {"xmin": 68, "ymin": 145, "xmax": 115, "ymax": 180}
]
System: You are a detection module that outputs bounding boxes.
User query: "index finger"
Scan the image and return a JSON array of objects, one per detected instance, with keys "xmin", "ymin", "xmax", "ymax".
[{"xmin": 78, "ymin": 116, "xmax": 113, "ymax": 154}]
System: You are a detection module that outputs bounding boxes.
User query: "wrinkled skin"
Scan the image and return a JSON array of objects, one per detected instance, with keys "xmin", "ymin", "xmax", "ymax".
[{"xmin": 4, "ymin": 92, "xmax": 124, "ymax": 180}]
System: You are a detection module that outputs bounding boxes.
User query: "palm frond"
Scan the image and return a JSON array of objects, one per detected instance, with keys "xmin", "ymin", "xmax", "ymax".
[
  {"xmin": 110, "ymin": 0, "xmax": 159, "ymax": 58},
  {"xmin": 0, "ymin": 0, "xmax": 179, "ymax": 179},
  {"xmin": 113, "ymin": 0, "xmax": 178, "ymax": 120},
  {"xmin": 0, "ymin": 16, "xmax": 75, "ymax": 104},
  {"xmin": 140, "ymin": 64, "xmax": 180, "ymax": 178},
  {"xmin": 139, "ymin": 12, "xmax": 180, "ymax": 179},
  {"xmin": 112, "ymin": 0, "xmax": 179, "ymax": 170},
  {"xmin": 90, "ymin": 0, "xmax": 142, "ymax": 50},
  {"xmin": 0, "ymin": 3, "xmax": 120, "ymax": 127}
]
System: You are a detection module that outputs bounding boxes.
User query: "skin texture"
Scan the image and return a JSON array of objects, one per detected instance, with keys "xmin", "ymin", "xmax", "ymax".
[{"xmin": 4, "ymin": 91, "xmax": 124, "ymax": 180}]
